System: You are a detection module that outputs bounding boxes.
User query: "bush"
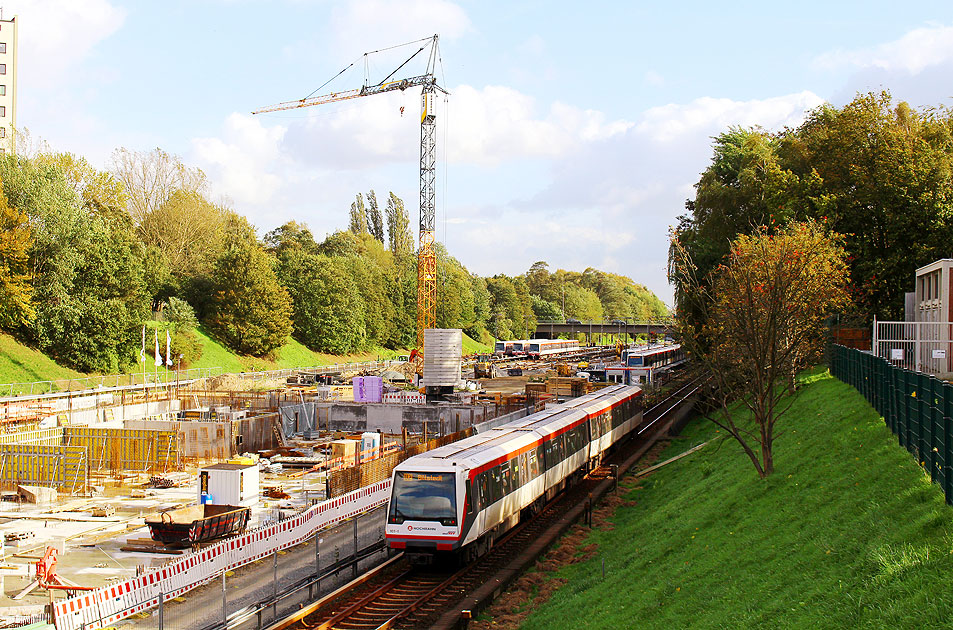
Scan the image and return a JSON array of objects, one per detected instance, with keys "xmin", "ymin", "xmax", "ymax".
[
  {"xmin": 165, "ymin": 297, "xmax": 198, "ymax": 331},
  {"xmin": 170, "ymin": 329, "xmax": 202, "ymax": 368}
]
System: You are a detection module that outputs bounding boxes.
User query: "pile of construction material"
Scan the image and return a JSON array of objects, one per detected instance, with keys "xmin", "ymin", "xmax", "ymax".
[{"xmin": 546, "ymin": 377, "xmax": 590, "ymax": 398}]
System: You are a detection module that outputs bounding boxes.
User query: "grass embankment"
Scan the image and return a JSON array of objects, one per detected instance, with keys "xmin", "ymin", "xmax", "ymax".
[
  {"xmin": 0, "ymin": 333, "xmax": 86, "ymax": 387},
  {"xmin": 0, "ymin": 328, "xmax": 493, "ymax": 388},
  {"xmin": 505, "ymin": 369, "xmax": 953, "ymax": 629}
]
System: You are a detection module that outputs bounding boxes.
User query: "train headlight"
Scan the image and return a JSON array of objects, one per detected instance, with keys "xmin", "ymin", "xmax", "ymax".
[{"xmin": 439, "ymin": 517, "xmax": 456, "ymax": 526}]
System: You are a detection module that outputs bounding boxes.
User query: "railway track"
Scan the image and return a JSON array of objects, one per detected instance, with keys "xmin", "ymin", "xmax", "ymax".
[{"xmin": 273, "ymin": 378, "xmax": 700, "ymax": 630}]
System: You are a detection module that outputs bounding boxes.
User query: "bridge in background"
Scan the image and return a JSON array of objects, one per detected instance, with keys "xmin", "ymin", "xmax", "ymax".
[{"xmin": 532, "ymin": 320, "xmax": 673, "ymax": 343}]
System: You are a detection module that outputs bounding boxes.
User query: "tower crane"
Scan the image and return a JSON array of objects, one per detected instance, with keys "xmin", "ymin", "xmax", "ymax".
[{"xmin": 253, "ymin": 35, "xmax": 448, "ymax": 350}]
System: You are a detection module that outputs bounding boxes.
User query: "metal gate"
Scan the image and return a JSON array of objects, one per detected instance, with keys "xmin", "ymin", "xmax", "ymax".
[{"xmin": 873, "ymin": 319, "xmax": 953, "ymax": 376}]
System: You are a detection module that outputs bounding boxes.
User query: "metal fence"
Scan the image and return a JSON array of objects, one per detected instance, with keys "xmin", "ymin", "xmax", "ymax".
[
  {"xmin": 872, "ymin": 320, "xmax": 953, "ymax": 376},
  {"xmin": 830, "ymin": 344, "xmax": 953, "ymax": 505},
  {"xmin": 0, "ymin": 360, "xmax": 402, "ymax": 399}
]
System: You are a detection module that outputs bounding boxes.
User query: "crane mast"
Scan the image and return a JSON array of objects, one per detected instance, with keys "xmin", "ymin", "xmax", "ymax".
[{"xmin": 253, "ymin": 36, "xmax": 447, "ymax": 350}]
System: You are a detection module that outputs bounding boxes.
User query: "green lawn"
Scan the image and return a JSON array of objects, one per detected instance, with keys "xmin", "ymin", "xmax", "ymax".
[
  {"xmin": 0, "ymin": 333, "xmax": 85, "ymax": 391},
  {"xmin": 515, "ymin": 369, "xmax": 953, "ymax": 629}
]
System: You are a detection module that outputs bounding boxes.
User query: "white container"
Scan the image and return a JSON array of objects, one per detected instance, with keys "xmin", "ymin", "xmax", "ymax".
[
  {"xmin": 424, "ymin": 329, "xmax": 463, "ymax": 387},
  {"xmin": 198, "ymin": 463, "xmax": 260, "ymax": 506}
]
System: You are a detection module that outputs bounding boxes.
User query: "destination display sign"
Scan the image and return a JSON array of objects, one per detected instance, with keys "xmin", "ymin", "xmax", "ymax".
[{"xmin": 401, "ymin": 472, "xmax": 450, "ymax": 482}]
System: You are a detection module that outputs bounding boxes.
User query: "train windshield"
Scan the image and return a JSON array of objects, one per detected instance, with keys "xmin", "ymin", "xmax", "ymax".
[
  {"xmin": 389, "ymin": 471, "xmax": 457, "ymax": 525},
  {"xmin": 495, "ymin": 342, "xmax": 506, "ymax": 352}
]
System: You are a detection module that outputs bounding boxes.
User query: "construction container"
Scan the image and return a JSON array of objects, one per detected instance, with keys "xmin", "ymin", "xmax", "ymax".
[
  {"xmin": 360, "ymin": 432, "xmax": 381, "ymax": 462},
  {"xmin": 197, "ymin": 462, "xmax": 260, "ymax": 506},
  {"xmin": 423, "ymin": 329, "xmax": 463, "ymax": 388},
  {"xmin": 331, "ymin": 439, "xmax": 359, "ymax": 466}
]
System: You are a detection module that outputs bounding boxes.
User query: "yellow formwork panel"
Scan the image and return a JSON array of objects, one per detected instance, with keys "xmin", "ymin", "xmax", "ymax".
[
  {"xmin": 0, "ymin": 444, "xmax": 88, "ymax": 493},
  {"xmin": 0, "ymin": 427, "xmax": 64, "ymax": 446},
  {"xmin": 64, "ymin": 428, "xmax": 179, "ymax": 473}
]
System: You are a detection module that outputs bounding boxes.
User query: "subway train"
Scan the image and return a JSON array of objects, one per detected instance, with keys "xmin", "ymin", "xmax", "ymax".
[{"xmin": 384, "ymin": 384, "xmax": 643, "ymax": 563}]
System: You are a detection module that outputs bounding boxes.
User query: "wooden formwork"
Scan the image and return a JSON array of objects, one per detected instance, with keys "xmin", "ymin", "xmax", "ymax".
[
  {"xmin": 63, "ymin": 427, "xmax": 180, "ymax": 473},
  {"xmin": 0, "ymin": 444, "xmax": 88, "ymax": 493}
]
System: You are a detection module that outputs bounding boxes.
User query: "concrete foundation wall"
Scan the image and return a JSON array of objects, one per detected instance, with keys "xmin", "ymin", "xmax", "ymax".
[
  {"xmin": 55, "ymin": 400, "xmax": 180, "ymax": 426},
  {"xmin": 280, "ymin": 402, "xmax": 495, "ymax": 437}
]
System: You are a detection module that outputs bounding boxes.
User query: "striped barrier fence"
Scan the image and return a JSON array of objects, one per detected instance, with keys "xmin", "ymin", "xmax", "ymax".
[{"xmin": 52, "ymin": 479, "xmax": 392, "ymax": 630}]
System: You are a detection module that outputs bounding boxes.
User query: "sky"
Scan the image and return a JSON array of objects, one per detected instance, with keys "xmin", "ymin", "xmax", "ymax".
[{"xmin": 12, "ymin": 0, "xmax": 953, "ymax": 306}]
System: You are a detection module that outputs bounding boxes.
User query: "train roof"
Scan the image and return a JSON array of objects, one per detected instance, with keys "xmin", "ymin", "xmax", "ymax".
[
  {"xmin": 395, "ymin": 385, "xmax": 641, "ymax": 473},
  {"xmin": 627, "ymin": 343, "xmax": 681, "ymax": 357}
]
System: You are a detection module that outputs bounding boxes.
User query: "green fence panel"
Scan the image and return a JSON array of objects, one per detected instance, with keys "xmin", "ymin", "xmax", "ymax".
[
  {"xmin": 828, "ymin": 344, "xmax": 953, "ymax": 506},
  {"xmin": 929, "ymin": 375, "xmax": 939, "ymax": 483},
  {"xmin": 944, "ymin": 382, "xmax": 953, "ymax": 505}
]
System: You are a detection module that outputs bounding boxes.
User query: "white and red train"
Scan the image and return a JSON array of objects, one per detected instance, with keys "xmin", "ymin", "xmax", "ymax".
[
  {"xmin": 385, "ymin": 384, "xmax": 643, "ymax": 563},
  {"xmin": 493, "ymin": 338, "xmax": 581, "ymax": 359}
]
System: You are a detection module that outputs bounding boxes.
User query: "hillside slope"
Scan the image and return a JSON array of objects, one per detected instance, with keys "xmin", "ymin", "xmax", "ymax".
[
  {"xmin": 508, "ymin": 370, "xmax": 953, "ymax": 629},
  {"xmin": 0, "ymin": 329, "xmax": 491, "ymax": 391}
]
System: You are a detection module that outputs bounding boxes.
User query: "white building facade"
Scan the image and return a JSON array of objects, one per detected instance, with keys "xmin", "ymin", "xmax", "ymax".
[{"xmin": 0, "ymin": 16, "xmax": 15, "ymax": 154}]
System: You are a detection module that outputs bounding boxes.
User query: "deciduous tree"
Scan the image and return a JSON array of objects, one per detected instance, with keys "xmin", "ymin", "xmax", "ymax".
[
  {"xmin": 205, "ymin": 239, "xmax": 292, "ymax": 356},
  {"xmin": 670, "ymin": 220, "xmax": 849, "ymax": 477},
  {"xmin": 0, "ymin": 179, "xmax": 33, "ymax": 329}
]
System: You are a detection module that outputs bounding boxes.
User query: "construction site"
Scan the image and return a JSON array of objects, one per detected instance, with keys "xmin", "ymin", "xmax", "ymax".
[{"xmin": 0, "ymin": 325, "xmax": 628, "ymax": 626}]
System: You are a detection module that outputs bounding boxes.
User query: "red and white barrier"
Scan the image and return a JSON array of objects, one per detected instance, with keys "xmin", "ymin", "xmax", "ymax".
[{"xmin": 52, "ymin": 479, "xmax": 392, "ymax": 630}]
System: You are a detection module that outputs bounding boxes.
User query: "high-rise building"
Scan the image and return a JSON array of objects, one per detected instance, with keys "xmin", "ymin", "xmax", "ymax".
[{"xmin": 0, "ymin": 16, "xmax": 16, "ymax": 154}]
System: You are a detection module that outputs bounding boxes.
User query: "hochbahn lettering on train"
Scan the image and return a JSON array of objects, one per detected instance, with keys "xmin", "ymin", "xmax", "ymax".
[{"xmin": 384, "ymin": 384, "xmax": 644, "ymax": 563}]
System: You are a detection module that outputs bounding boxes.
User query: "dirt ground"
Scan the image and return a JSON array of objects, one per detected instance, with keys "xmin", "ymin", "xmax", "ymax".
[{"xmin": 467, "ymin": 440, "xmax": 671, "ymax": 630}]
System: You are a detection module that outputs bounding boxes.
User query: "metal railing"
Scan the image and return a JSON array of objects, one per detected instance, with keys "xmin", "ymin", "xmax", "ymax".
[
  {"xmin": 0, "ymin": 361, "xmax": 402, "ymax": 399},
  {"xmin": 872, "ymin": 319, "xmax": 953, "ymax": 376},
  {"xmin": 0, "ymin": 367, "xmax": 223, "ymax": 398},
  {"xmin": 830, "ymin": 344, "xmax": 953, "ymax": 505}
]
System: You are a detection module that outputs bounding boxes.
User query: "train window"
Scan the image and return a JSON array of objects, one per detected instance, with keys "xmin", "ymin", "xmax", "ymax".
[
  {"xmin": 478, "ymin": 472, "xmax": 488, "ymax": 509},
  {"xmin": 500, "ymin": 461, "xmax": 512, "ymax": 495},
  {"xmin": 517, "ymin": 452, "xmax": 528, "ymax": 487},
  {"xmin": 388, "ymin": 471, "xmax": 457, "ymax": 526},
  {"xmin": 490, "ymin": 466, "xmax": 502, "ymax": 503},
  {"xmin": 529, "ymin": 450, "xmax": 539, "ymax": 478},
  {"xmin": 537, "ymin": 444, "xmax": 547, "ymax": 472},
  {"xmin": 555, "ymin": 434, "xmax": 566, "ymax": 462},
  {"xmin": 465, "ymin": 479, "xmax": 474, "ymax": 514},
  {"xmin": 544, "ymin": 438, "xmax": 556, "ymax": 469}
]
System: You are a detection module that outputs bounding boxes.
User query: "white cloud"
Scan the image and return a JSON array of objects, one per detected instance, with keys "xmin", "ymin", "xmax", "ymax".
[
  {"xmin": 636, "ymin": 91, "xmax": 824, "ymax": 144},
  {"xmin": 191, "ymin": 113, "xmax": 287, "ymax": 207},
  {"xmin": 447, "ymin": 85, "xmax": 632, "ymax": 165},
  {"xmin": 815, "ymin": 23, "xmax": 953, "ymax": 74},
  {"xmin": 15, "ymin": 0, "xmax": 126, "ymax": 87},
  {"xmin": 267, "ymin": 83, "xmax": 633, "ymax": 170}
]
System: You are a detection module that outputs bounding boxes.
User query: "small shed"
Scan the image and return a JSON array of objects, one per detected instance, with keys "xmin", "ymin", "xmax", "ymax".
[{"xmin": 198, "ymin": 462, "xmax": 259, "ymax": 506}]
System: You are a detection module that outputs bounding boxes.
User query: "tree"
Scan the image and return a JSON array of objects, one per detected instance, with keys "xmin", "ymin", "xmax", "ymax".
[
  {"xmin": 281, "ymin": 251, "xmax": 367, "ymax": 354},
  {"xmin": 348, "ymin": 193, "xmax": 368, "ymax": 235},
  {"xmin": 670, "ymin": 221, "xmax": 849, "ymax": 477},
  {"xmin": 782, "ymin": 92, "xmax": 953, "ymax": 319},
  {"xmin": 110, "ymin": 147, "xmax": 207, "ymax": 225},
  {"xmin": 386, "ymin": 192, "xmax": 414, "ymax": 261},
  {"xmin": 205, "ymin": 240, "xmax": 292, "ymax": 356},
  {"xmin": 365, "ymin": 189, "xmax": 384, "ymax": 243},
  {"xmin": 531, "ymin": 295, "xmax": 563, "ymax": 321},
  {"xmin": 139, "ymin": 189, "xmax": 231, "ymax": 281},
  {"xmin": 0, "ymin": 179, "xmax": 34, "ymax": 329},
  {"xmin": 0, "ymin": 153, "xmax": 151, "ymax": 372}
]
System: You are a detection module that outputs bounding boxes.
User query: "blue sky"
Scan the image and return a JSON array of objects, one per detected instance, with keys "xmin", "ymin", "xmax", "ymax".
[{"xmin": 14, "ymin": 0, "xmax": 953, "ymax": 305}]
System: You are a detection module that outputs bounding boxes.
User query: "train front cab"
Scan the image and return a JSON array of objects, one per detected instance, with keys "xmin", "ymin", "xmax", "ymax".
[{"xmin": 385, "ymin": 468, "xmax": 474, "ymax": 563}]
